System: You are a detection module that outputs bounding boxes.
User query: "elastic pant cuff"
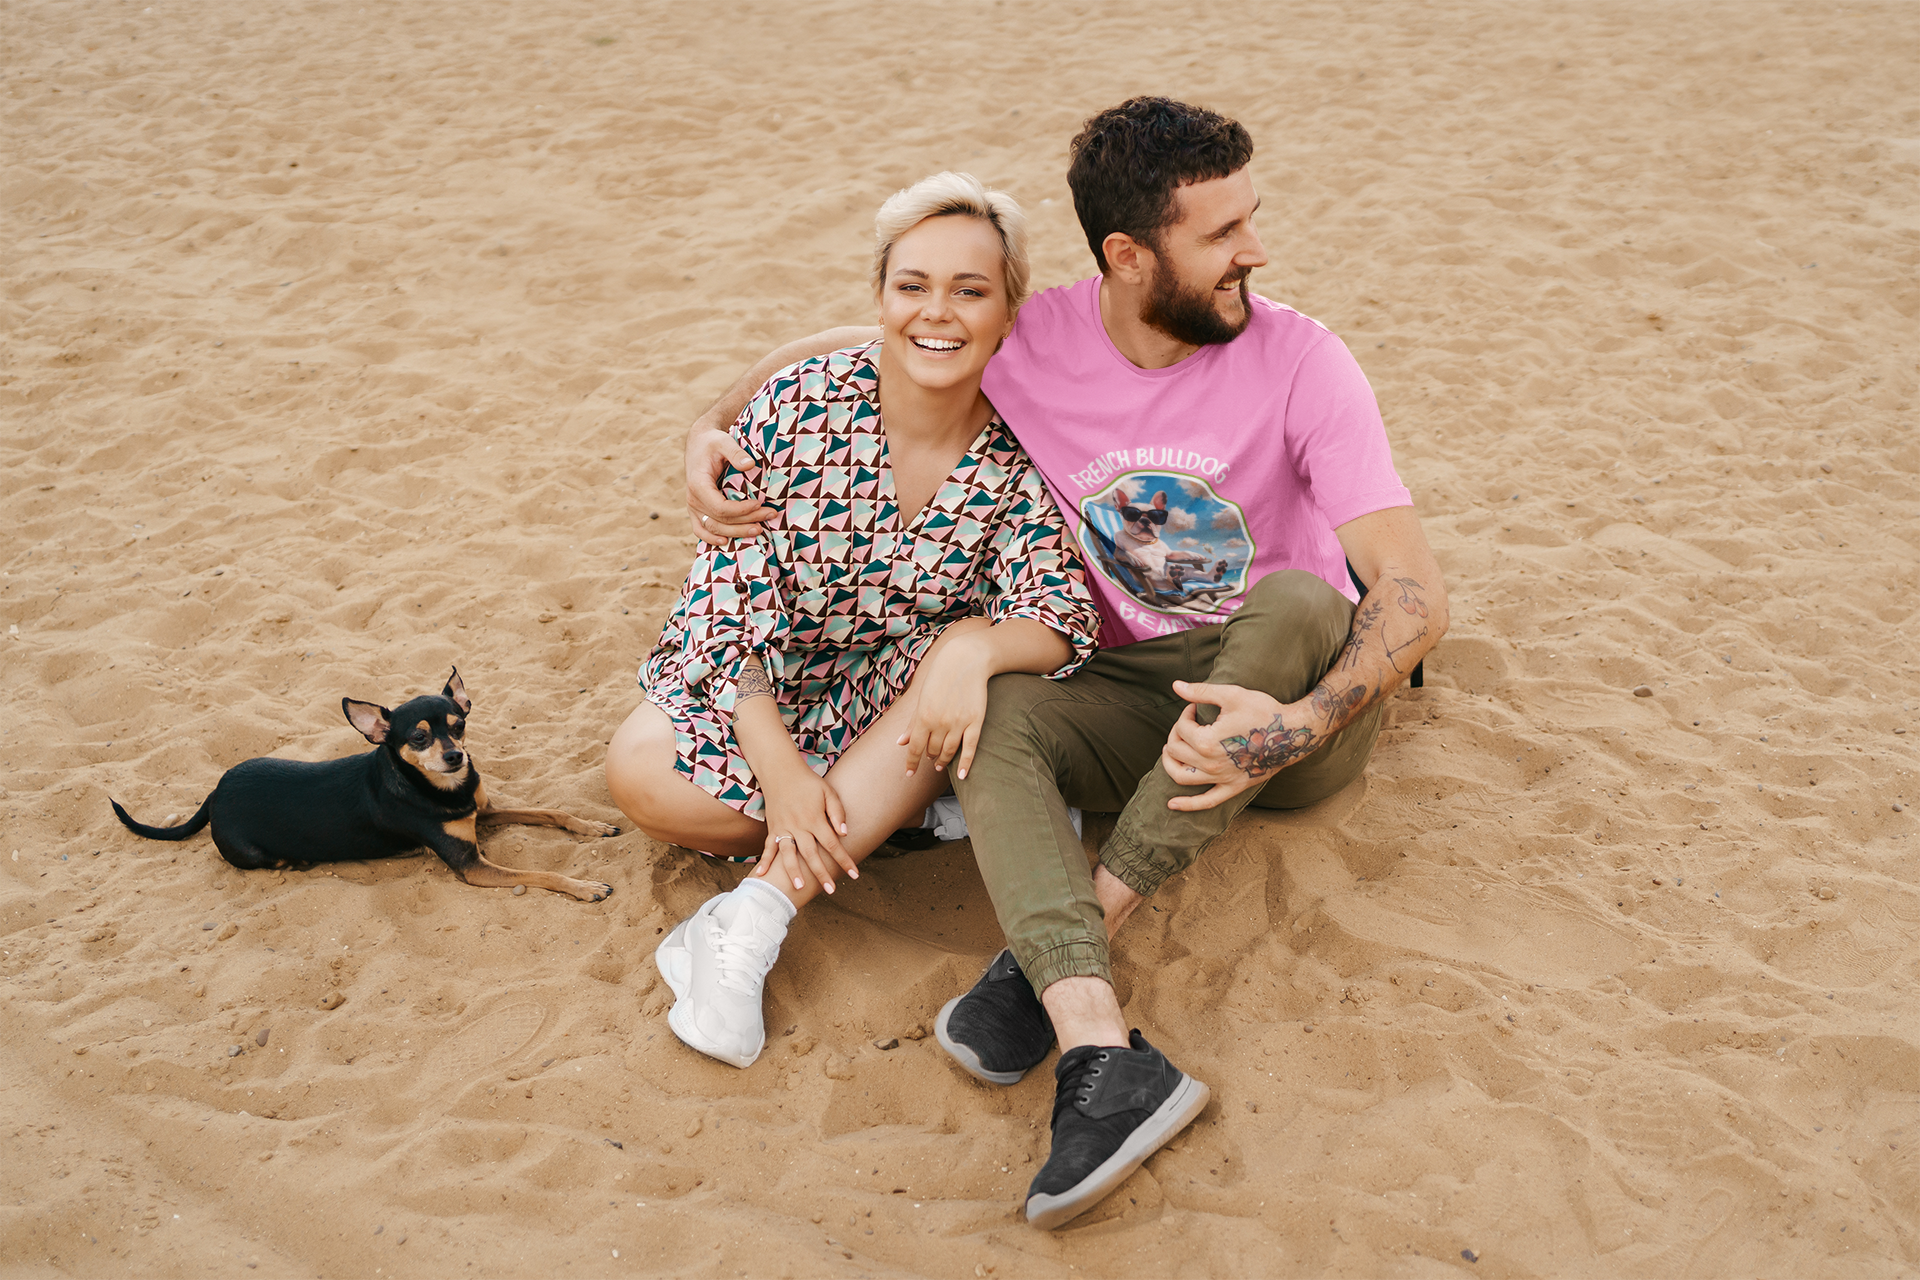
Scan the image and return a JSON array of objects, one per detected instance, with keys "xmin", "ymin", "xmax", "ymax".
[
  {"xmin": 1097, "ymin": 834, "xmax": 1171, "ymax": 900},
  {"xmin": 1018, "ymin": 939, "xmax": 1112, "ymax": 994}
]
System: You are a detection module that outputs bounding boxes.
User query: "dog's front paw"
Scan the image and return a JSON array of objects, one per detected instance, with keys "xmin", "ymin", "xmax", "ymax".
[
  {"xmin": 574, "ymin": 880, "xmax": 614, "ymax": 903},
  {"xmin": 588, "ymin": 820, "xmax": 620, "ymax": 838}
]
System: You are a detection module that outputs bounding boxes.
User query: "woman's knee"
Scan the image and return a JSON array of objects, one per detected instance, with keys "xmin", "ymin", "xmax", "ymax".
[{"xmin": 605, "ymin": 703, "xmax": 679, "ymax": 821}]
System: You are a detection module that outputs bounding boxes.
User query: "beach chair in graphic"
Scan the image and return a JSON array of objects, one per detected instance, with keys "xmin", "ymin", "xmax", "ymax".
[{"xmin": 1080, "ymin": 502, "xmax": 1238, "ymax": 610}]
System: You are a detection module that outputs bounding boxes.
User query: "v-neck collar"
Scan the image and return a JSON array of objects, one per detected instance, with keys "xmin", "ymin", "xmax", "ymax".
[{"xmin": 854, "ymin": 341, "xmax": 1003, "ymax": 533}]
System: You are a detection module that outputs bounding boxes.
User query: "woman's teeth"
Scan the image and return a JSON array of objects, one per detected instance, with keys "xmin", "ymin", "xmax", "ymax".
[{"xmin": 911, "ymin": 337, "xmax": 964, "ymax": 351}]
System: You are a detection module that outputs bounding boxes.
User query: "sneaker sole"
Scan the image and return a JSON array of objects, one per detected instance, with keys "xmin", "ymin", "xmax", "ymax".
[
  {"xmin": 934, "ymin": 995, "xmax": 1029, "ymax": 1086},
  {"xmin": 654, "ymin": 920, "xmax": 692, "ymax": 1001},
  {"xmin": 1023, "ymin": 1071, "xmax": 1211, "ymax": 1230}
]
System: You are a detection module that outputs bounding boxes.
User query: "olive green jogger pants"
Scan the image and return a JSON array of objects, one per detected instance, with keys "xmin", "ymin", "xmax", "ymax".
[{"xmin": 951, "ymin": 570, "xmax": 1382, "ymax": 993}]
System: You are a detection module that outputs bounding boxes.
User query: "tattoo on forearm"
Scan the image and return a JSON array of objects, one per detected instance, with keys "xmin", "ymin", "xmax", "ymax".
[
  {"xmin": 1385, "ymin": 626, "xmax": 1430, "ymax": 674},
  {"xmin": 736, "ymin": 662, "xmax": 776, "ymax": 704},
  {"xmin": 1391, "ymin": 577, "xmax": 1429, "ymax": 618},
  {"xmin": 1310, "ymin": 681, "xmax": 1372, "ymax": 730},
  {"xmin": 1336, "ymin": 598, "xmax": 1383, "ymax": 671},
  {"xmin": 1220, "ymin": 718, "xmax": 1320, "ymax": 779},
  {"xmin": 1338, "ymin": 578, "xmax": 1432, "ymax": 676}
]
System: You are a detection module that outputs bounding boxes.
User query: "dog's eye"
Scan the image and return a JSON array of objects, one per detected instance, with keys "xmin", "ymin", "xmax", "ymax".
[
  {"xmin": 409, "ymin": 731, "xmax": 431, "ymax": 747},
  {"xmin": 449, "ymin": 722, "xmax": 465, "ymax": 739}
]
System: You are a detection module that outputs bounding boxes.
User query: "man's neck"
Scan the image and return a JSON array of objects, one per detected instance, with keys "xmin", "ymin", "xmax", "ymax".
[{"xmin": 1097, "ymin": 275, "xmax": 1199, "ymax": 371}]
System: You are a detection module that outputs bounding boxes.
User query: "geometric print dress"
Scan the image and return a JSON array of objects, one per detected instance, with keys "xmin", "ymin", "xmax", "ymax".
[{"xmin": 639, "ymin": 341, "xmax": 1101, "ymax": 846}]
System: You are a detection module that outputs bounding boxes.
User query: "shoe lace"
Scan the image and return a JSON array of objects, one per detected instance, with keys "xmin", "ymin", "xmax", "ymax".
[
  {"xmin": 710, "ymin": 924, "xmax": 780, "ymax": 997},
  {"xmin": 1052, "ymin": 1050, "xmax": 1110, "ymax": 1126}
]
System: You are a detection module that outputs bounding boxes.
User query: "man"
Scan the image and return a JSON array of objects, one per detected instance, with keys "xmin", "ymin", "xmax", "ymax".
[{"xmin": 682, "ymin": 97, "xmax": 1448, "ymax": 1229}]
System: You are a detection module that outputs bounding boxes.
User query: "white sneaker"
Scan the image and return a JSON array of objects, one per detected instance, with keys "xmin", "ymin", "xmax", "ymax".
[
  {"xmin": 922, "ymin": 796, "xmax": 1082, "ymax": 842},
  {"xmin": 655, "ymin": 882, "xmax": 791, "ymax": 1068}
]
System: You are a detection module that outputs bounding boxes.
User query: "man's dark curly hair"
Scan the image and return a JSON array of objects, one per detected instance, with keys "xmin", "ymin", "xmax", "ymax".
[{"xmin": 1066, "ymin": 97, "xmax": 1254, "ymax": 273}]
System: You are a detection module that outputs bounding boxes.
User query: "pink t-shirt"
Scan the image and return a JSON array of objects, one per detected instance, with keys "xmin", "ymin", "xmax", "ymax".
[{"xmin": 980, "ymin": 276, "xmax": 1411, "ymax": 648}]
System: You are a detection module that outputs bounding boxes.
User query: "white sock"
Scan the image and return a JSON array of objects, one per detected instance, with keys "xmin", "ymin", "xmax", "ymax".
[{"xmin": 716, "ymin": 873, "xmax": 797, "ymax": 928}]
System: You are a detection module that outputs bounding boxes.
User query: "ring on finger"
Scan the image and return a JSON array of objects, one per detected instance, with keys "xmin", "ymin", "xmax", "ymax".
[{"xmin": 773, "ymin": 833, "xmax": 793, "ymax": 844}]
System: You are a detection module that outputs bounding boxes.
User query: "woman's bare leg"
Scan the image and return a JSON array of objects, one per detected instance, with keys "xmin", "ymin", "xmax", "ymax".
[
  {"xmin": 605, "ymin": 701, "xmax": 765, "ymax": 859},
  {"xmin": 749, "ymin": 675, "xmax": 954, "ymax": 909}
]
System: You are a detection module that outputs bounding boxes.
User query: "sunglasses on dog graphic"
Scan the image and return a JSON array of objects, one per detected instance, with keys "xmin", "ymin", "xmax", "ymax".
[{"xmin": 1120, "ymin": 506, "xmax": 1169, "ymax": 525}]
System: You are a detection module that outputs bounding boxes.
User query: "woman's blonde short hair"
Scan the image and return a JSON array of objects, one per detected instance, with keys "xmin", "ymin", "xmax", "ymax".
[{"xmin": 871, "ymin": 171, "xmax": 1031, "ymax": 312}]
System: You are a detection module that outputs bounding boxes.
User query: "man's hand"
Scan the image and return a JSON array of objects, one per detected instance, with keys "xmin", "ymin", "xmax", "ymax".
[
  {"xmin": 895, "ymin": 629, "xmax": 993, "ymax": 780},
  {"xmin": 1159, "ymin": 680, "xmax": 1320, "ymax": 811},
  {"xmin": 682, "ymin": 325, "xmax": 881, "ymax": 546},
  {"xmin": 687, "ymin": 425, "xmax": 776, "ymax": 546}
]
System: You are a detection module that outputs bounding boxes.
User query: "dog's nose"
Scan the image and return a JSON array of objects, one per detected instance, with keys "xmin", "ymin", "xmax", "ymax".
[{"xmin": 443, "ymin": 750, "xmax": 465, "ymax": 769}]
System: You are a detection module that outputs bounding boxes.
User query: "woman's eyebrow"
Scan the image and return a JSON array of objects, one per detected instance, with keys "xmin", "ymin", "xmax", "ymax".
[{"xmin": 892, "ymin": 268, "xmax": 993, "ymax": 283}]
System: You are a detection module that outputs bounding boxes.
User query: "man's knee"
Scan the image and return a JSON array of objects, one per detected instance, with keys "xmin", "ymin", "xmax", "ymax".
[
  {"xmin": 1209, "ymin": 570, "xmax": 1354, "ymax": 704},
  {"xmin": 972, "ymin": 671, "xmax": 1059, "ymax": 751},
  {"xmin": 1238, "ymin": 569, "xmax": 1354, "ymax": 650}
]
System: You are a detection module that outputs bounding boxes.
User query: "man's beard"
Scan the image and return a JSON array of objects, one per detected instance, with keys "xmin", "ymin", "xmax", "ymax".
[{"xmin": 1140, "ymin": 261, "xmax": 1253, "ymax": 347}]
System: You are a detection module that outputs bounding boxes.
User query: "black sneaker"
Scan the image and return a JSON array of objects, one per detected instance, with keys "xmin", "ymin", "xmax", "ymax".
[
  {"xmin": 935, "ymin": 949, "xmax": 1054, "ymax": 1085},
  {"xmin": 1024, "ymin": 1030, "xmax": 1210, "ymax": 1230}
]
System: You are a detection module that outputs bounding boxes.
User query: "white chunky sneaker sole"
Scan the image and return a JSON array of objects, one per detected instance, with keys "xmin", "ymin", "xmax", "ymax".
[
  {"xmin": 1023, "ymin": 1072, "xmax": 1211, "ymax": 1230},
  {"xmin": 654, "ymin": 917, "xmax": 693, "ymax": 1002}
]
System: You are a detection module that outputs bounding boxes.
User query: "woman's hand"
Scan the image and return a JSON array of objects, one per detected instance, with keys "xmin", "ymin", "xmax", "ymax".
[
  {"xmin": 750, "ymin": 756, "xmax": 858, "ymax": 893},
  {"xmin": 896, "ymin": 629, "xmax": 994, "ymax": 781}
]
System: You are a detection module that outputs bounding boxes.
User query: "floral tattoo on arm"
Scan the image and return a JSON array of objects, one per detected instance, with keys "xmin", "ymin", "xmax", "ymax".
[{"xmin": 1220, "ymin": 719, "xmax": 1320, "ymax": 778}]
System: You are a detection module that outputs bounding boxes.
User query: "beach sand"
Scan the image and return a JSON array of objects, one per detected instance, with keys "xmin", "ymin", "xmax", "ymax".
[{"xmin": 4, "ymin": 0, "xmax": 1919, "ymax": 1274}]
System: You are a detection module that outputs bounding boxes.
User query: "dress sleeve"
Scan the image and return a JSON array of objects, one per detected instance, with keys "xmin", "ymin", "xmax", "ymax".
[
  {"xmin": 674, "ymin": 398, "xmax": 790, "ymax": 715},
  {"xmin": 978, "ymin": 455, "xmax": 1100, "ymax": 679}
]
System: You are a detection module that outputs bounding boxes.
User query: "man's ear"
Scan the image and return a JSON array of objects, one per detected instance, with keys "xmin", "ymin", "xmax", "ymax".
[
  {"xmin": 443, "ymin": 666, "xmax": 471, "ymax": 714},
  {"xmin": 342, "ymin": 698, "xmax": 392, "ymax": 744},
  {"xmin": 1102, "ymin": 232, "xmax": 1153, "ymax": 285}
]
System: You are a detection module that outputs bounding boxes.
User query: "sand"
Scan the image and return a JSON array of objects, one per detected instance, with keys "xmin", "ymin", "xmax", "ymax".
[{"xmin": 4, "ymin": 0, "xmax": 1919, "ymax": 1274}]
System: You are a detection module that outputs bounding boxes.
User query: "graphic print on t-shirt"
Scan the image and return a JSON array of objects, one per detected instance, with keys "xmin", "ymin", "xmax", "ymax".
[{"xmin": 1075, "ymin": 472, "xmax": 1253, "ymax": 617}]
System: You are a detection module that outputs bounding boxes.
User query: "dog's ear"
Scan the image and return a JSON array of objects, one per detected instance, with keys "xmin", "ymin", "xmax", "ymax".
[
  {"xmin": 443, "ymin": 666, "xmax": 471, "ymax": 714},
  {"xmin": 1152, "ymin": 491, "xmax": 1168, "ymax": 509},
  {"xmin": 342, "ymin": 698, "xmax": 392, "ymax": 743}
]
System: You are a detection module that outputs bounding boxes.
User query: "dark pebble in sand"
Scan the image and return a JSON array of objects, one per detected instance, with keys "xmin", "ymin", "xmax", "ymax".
[
  {"xmin": 255, "ymin": 1028, "xmax": 270, "ymax": 1047},
  {"xmin": 1632, "ymin": 685, "xmax": 1653, "ymax": 697},
  {"xmin": 873, "ymin": 1038, "xmax": 899, "ymax": 1051},
  {"xmin": 1462, "ymin": 1248, "xmax": 1479, "ymax": 1262},
  {"xmin": 200, "ymin": 922, "xmax": 216, "ymax": 931}
]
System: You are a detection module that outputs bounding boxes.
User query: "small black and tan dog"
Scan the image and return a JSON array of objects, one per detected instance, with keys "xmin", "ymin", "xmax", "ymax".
[{"xmin": 110, "ymin": 668, "xmax": 616, "ymax": 901}]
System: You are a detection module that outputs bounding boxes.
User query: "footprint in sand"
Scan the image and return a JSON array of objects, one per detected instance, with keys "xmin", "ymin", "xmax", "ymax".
[
  {"xmin": 430, "ymin": 1003, "xmax": 546, "ymax": 1081},
  {"xmin": 1775, "ymin": 925, "xmax": 1898, "ymax": 989}
]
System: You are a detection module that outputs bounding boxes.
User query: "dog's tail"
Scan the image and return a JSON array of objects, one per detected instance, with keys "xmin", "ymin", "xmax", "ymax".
[{"xmin": 110, "ymin": 793, "xmax": 213, "ymax": 841}]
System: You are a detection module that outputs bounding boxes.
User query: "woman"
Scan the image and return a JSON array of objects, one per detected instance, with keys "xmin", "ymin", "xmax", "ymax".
[{"xmin": 604, "ymin": 173, "xmax": 1100, "ymax": 1069}]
